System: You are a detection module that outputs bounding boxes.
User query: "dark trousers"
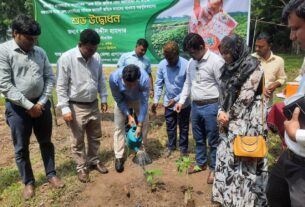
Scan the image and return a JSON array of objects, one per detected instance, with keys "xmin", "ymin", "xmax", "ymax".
[
  {"xmin": 5, "ymin": 100, "xmax": 56, "ymax": 185},
  {"xmin": 266, "ymin": 150, "xmax": 305, "ymax": 207},
  {"xmin": 191, "ymin": 102, "xmax": 219, "ymax": 169},
  {"xmin": 165, "ymin": 105, "xmax": 191, "ymax": 153}
]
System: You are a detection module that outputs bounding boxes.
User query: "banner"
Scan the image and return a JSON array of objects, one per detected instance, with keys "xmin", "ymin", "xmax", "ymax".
[{"xmin": 34, "ymin": 0, "xmax": 250, "ymax": 64}]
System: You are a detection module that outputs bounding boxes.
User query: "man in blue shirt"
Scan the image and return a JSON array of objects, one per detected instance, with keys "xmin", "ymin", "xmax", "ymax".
[
  {"xmin": 117, "ymin": 38, "xmax": 154, "ymax": 98},
  {"xmin": 151, "ymin": 41, "xmax": 191, "ymax": 158},
  {"xmin": 109, "ymin": 64, "xmax": 150, "ymax": 172}
]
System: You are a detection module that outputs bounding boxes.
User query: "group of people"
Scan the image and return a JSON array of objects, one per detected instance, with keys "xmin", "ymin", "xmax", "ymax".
[{"xmin": 0, "ymin": 0, "xmax": 304, "ymax": 206}]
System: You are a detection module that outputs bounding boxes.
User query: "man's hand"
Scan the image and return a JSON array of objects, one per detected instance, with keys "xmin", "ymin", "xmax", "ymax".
[
  {"xmin": 135, "ymin": 125, "xmax": 142, "ymax": 138},
  {"xmin": 167, "ymin": 99, "xmax": 176, "ymax": 108},
  {"xmin": 268, "ymin": 82, "xmax": 280, "ymax": 93},
  {"xmin": 151, "ymin": 103, "xmax": 158, "ymax": 115},
  {"xmin": 27, "ymin": 103, "xmax": 44, "ymax": 118},
  {"xmin": 101, "ymin": 103, "xmax": 108, "ymax": 113},
  {"xmin": 150, "ymin": 90, "xmax": 154, "ymax": 98},
  {"xmin": 284, "ymin": 107, "xmax": 301, "ymax": 142},
  {"xmin": 127, "ymin": 114, "xmax": 136, "ymax": 126},
  {"xmin": 175, "ymin": 103, "xmax": 182, "ymax": 113},
  {"xmin": 218, "ymin": 111, "xmax": 229, "ymax": 127},
  {"xmin": 63, "ymin": 112, "xmax": 73, "ymax": 122},
  {"xmin": 264, "ymin": 87, "xmax": 272, "ymax": 98}
]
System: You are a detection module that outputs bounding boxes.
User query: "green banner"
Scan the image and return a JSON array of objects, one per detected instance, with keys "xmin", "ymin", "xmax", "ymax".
[{"xmin": 34, "ymin": 0, "xmax": 250, "ymax": 64}]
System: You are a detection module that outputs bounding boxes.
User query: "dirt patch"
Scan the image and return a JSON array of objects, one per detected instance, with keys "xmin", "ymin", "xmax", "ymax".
[
  {"xmin": 74, "ymin": 157, "xmax": 217, "ymax": 207},
  {"xmin": 0, "ymin": 105, "xmax": 218, "ymax": 207}
]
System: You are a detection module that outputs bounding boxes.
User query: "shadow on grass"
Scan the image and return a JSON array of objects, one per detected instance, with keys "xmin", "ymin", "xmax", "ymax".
[
  {"xmin": 0, "ymin": 168, "xmax": 20, "ymax": 194},
  {"xmin": 98, "ymin": 149, "xmax": 115, "ymax": 163},
  {"xmin": 54, "ymin": 160, "xmax": 77, "ymax": 178},
  {"xmin": 54, "ymin": 149, "xmax": 114, "ymax": 178}
]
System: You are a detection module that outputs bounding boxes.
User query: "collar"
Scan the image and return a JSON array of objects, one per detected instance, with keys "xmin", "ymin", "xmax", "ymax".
[
  {"xmin": 199, "ymin": 49, "xmax": 210, "ymax": 63},
  {"xmin": 76, "ymin": 46, "xmax": 93, "ymax": 62},
  {"xmin": 255, "ymin": 52, "xmax": 275, "ymax": 62},
  {"xmin": 266, "ymin": 52, "xmax": 276, "ymax": 62},
  {"xmin": 12, "ymin": 39, "xmax": 34, "ymax": 54},
  {"xmin": 76, "ymin": 46, "xmax": 83, "ymax": 59},
  {"xmin": 166, "ymin": 57, "xmax": 181, "ymax": 69},
  {"xmin": 131, "ymin": 50, "xmax": 143, "ymax": 59}
]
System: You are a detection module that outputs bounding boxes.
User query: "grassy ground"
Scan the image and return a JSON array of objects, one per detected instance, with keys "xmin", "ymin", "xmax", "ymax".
[{"xmin": 0, "ymin": 53, "xmax": 303, "ymax": 206}]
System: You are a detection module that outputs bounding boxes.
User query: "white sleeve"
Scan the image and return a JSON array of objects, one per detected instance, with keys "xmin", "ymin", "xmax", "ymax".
[
  {"xmin": 178, "ymin": 60, "xmax": 192, "ymax": 105},
  {"xmin": 296, "ymin": 129, "xmax": 305, "ymax": 146}
]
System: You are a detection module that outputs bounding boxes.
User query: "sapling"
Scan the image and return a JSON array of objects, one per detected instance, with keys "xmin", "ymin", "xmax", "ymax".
[
  {"xmin": 144, "ymin": 169, "xmax": 162, "ymax": 191},
  {"xmin": 176, "ymin": 157, "xmax": 196, "ymax": 206}
]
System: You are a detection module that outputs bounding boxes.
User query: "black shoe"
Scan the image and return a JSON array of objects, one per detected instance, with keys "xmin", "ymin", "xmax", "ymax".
[{"xmin": 115, "ymin": 158, "xmax": 124, "ymax": 173}]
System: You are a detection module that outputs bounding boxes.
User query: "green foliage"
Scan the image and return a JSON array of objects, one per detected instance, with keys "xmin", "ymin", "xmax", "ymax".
[
  {"xmin": 0, "ymin": 0, "xmax": 33, "ymax": 41},
  {"xmin": 176, "ymin": 156, "xmax": 192, "ymax": 176},
  {"xmin": 250, "ymin": 0, "xmax": 291, "ymax": 51},
  {"xmin": 232, "ymin": 14, "xmax": 248, "ymax": 38},
  {"xmin": 148, "ymin": 18, "xmax": 188, "ymax": 61},
  {"xmin": 144, "ymin": 169, "xmax": 162, "ymax": 189}
]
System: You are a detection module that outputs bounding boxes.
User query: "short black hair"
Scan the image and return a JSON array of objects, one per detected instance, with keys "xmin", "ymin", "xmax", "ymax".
[
  {"xmin": 12, "ymin": 14, "xmax": 41, "ymax": 36},
  {"xmin": 80, "ymin": 29, "xmax": 100, "ymax": 45},
  {"xmin": 183, "ymin": 33, "xmax": 205, "ymax": 51},
  {"xmin": 136, "ymin": 38, "xmax": 149, "ymax": 48},
  {"xmin": 122, "ymin": 64, "xmax": 141, "ymax": 82},
  {"xmin": 282, "ymin": 0, "xmax": 305, "ymax": 22},
  {"xmin": 256, "ymin": 32, "xmax": 273, "ymax": 44}
]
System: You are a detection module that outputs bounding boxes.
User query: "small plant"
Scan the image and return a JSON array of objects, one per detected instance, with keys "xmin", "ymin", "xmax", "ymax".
[
  {"xmin": 176, "ymin": 157, "xmax": 196, "ymax": 207},
  {"xmin": 144, "ymin": 169, "xmax": 162, "ymax": 191}
]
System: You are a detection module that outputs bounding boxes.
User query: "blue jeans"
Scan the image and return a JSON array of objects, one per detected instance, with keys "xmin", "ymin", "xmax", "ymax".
[
  {"xmin": 5, "ymin": 100, "xmax": 56, "ymax": 185},
  {"xmin": 165, "ymin": 105, "xmax": 191, "ymax": 153},
  {"xmin": 191, "ymin": 102, "xmax": 219, "ymax": 170}
]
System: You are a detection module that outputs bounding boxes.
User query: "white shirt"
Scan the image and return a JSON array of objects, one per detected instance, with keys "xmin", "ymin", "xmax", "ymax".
[
  {"xmin": 179, "ymin": 49, "xmax": 224, "ymax": 105},
  {"xmin": 285, "ymin": 131, "xmax": 305, "ymax": 157},
  {"xmin": 56, "ymin": 47, "xmax": 108, "ymax": 115}
]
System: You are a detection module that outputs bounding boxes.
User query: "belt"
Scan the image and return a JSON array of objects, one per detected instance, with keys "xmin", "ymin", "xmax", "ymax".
[
  {"xmin": 193, "ymin": 98, "xmax": 218, "ymax": 106},
  {"xmin": 287, "ymin": 149, "xmax": 305, "ymax": 164},
  {"xmin": 69, "ymin": 99, "xmax": 97, "ymax": 105}
]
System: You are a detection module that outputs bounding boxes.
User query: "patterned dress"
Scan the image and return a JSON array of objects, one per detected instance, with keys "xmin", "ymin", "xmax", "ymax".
[{"xmin": 212, "ymin": 66, "xmax": 268, "ymax": 207}]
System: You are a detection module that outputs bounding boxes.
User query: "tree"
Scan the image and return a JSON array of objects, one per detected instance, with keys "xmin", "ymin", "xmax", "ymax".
[
  {"xmin": 250, "ymin": 0, "xmax": 292, "ymax": 52},
  {"xmin": 0, "ymin": 0, "xmax": 33, "ymax": 42}
]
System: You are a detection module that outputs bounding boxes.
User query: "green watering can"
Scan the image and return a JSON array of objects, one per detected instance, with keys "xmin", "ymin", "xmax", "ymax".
[{"xmin": 126, "ymin": 125, "xmax": 142, "ymax": 152}]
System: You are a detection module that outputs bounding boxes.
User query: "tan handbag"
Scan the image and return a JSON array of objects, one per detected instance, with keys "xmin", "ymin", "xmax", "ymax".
[
  {"xmin": 233, "ymin": 135, "xmax": 267, "ymax": 158},
  {"xmin": 233, "ymin": 77, "xmax": 268, "ymax": 158}
]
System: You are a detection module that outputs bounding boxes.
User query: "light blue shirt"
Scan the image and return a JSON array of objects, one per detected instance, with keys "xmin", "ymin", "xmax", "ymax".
[
  {"xmin": 0, "ymin": 39, "xmax": 54, "ymax": 110},
  {"xmin": 154, "ymin": 57, "xmax": 190, "ymax": 109},
  {"xmin": 117, "ymin": 51, "xmax": 151, "ymax": 74},
  {"xmin": 109, "ymin": 68, "xmax": 150, "ymax": 122},
  {"xmin": 297, "ymin": 74, "xmax": 305, "ymax": 94}
]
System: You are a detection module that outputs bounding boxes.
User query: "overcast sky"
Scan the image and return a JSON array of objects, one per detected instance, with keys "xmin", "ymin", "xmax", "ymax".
[{"xmin": 158, "ymin": 0, "xmax": 250, "ymax": 18}]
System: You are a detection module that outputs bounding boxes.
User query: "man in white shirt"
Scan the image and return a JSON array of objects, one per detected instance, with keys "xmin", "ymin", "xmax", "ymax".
[
  {"xmin": 266, "ymin": 1, "xmax": 305, "ymax": 206},
  {"xmin": 56, "ymin": 29, "xmax": 108, "ymax": 183},
  {"xmin": 176, "ymin": 33, "xmax": 224, "ymax": 184}
]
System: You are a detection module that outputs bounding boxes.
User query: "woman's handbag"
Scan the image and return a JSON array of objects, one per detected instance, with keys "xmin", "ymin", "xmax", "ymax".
[
  {"xmin": 233, "ymin": 77, "xmax": 268, "ymax": 158},
  {"xmin": 233, "ymin": 135, "xmax": 267, "ymax": 158}
]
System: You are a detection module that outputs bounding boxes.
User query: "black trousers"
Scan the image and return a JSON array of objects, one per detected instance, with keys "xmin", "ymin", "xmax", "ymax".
[
  {"xmin": 165, "ymin": 105, "xmax": 191, "ymax": 153},
  {"xmin": 266, "ymin": 150, "xmax": 305, "ymax": 207},
  {"xmin": 5, "ymin": 100, "xmax": 55, "ymax": 185}
]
